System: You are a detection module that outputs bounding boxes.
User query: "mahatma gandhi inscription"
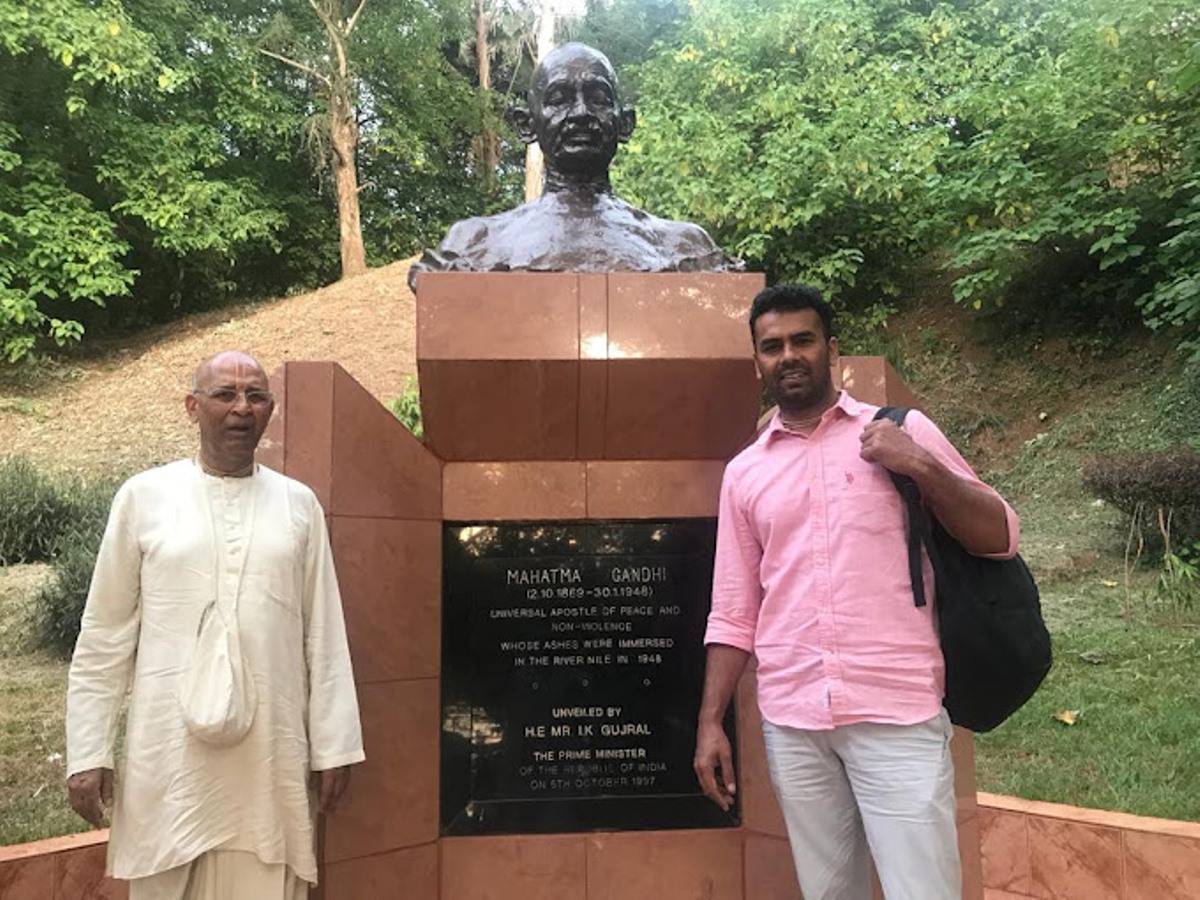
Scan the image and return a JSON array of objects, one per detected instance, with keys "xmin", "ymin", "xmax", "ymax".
[{"xmin": 440, "ymin": 520, "xmax": 737, "ymax": 835}]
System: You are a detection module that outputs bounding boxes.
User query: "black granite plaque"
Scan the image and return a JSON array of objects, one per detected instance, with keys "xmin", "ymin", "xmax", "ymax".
[{"xmin": 441, "ymin": 519, "xmax": 738, "ymax": 835}]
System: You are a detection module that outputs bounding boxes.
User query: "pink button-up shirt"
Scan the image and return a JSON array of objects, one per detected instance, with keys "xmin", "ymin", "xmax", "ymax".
[{"xmin": 705, "ymin": 391, "xmax": 1020, "ymax": 730}]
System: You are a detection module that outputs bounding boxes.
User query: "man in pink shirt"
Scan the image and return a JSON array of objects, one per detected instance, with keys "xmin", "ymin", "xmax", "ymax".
[{"xmin": 694, "ymin": 284, "xmax": 1019, "ymax": 899}]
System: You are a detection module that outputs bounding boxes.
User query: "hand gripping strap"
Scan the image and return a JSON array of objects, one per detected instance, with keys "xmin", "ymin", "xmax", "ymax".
[{"xmin": 873, "ymin": 406, "xmax": 931, "ymax": 608}]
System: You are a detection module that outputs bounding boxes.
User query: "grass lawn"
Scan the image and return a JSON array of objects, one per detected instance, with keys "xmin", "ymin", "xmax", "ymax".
[
  {"xmin": 975, "ymin": 576, "xmax": 1200, "ymax": 821},
  {"xmin": 0, "ymin": 564, "xmax": 91, "ymax": 846},
  {"xmin": 969, "ymin": 366, "xmax": 1200, "ymax": 821}
]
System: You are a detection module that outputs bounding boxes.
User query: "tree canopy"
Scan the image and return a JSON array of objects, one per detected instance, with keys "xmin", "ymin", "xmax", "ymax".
[
  {"xmin": 615, "ymin": 0, "xmax": 1200, "ymax": 353},
  {"xmin": 0, "ymin": 0, "xmax": 484, "ymax": 361},
  {"xmin": 3, "ymin": 0, "xmax": 1198, "ymax": 362}
]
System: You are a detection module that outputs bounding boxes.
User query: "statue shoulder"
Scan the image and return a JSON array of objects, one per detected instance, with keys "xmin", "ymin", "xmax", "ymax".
[
  {"xmin": 668, "ymin": 218, "xmax": 720, "ymax": 251},
  {"xmin": 633, "ymin": 206, "xmax": 741, "ymax": 271},
  {"xmin": 408, "ymin": 211, "xmax": 515, "ymax": 288},
  {"xmin": 437, "ymin": 215, "xmax": 494, "ymax": 253}
]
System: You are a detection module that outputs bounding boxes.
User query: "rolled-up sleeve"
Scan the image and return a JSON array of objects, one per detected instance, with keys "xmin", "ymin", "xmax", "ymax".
[
  {"xmin": 704, "ymin": 465, "xmax": 763, "ymax": 652},
  {"xmin": 908, "ymin": 410, "xmax": 1020, "ymax": 560}
]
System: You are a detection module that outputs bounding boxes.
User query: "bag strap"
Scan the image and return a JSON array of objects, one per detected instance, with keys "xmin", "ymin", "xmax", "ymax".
[
  {"xmin": 873, "ymin": 406, "xmax": 930, "ymax": 608},
  {"xmin": 194, "ymin": 465, "xmax": 261, "ymax": 625}
]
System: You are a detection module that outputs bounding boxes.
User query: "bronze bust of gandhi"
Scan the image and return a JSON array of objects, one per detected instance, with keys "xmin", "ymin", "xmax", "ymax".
[{"xmin": 409, "ymin": 42, "xmax": 737, "ymax": 288}]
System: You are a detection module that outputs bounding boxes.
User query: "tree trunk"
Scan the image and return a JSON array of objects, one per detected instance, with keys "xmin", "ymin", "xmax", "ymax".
[
  {"xmin": 524, "ymin": 3, "xmax": 557, "ymax": 202},
  {"xmin": 476, "ymin": 0, "xmax": 499, "ymax": 191},
  {"xmin": 330, "ymin": 91, "xmax": 367, "ymax": 278},
  {"xmin": 258, "ymin": 0, "xmax": 370, "ymax": 280},
  {"xmin": 322, "ymin": 0, "xmax": 367, "ymax": 279}
]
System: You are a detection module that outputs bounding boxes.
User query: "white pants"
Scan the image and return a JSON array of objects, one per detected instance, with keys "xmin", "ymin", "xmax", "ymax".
[
  {"xmin": 127, "ymin": 850, "xmax": 309, "ymax": 900},
  {"xmin": 761, "ymin": 711, "xmax": 961, "ymax": 900}
]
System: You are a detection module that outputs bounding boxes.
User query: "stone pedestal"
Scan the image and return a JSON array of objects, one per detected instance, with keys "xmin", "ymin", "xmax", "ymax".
[{"xmin": 261, "ymin": 272, "xmax": 983, "ymax": 899}]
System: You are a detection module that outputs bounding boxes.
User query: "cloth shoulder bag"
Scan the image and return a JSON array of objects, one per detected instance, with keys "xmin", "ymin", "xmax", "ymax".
[
  {"xmin": 178, "ymin": 472, "xmax": 260, "ymax": 746},
  {"xmin": 179, "ymin": 600, "xmax": 258, "ymax": 746}
]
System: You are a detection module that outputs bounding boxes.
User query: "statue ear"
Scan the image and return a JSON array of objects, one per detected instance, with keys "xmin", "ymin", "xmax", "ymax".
[
  {"xmin": 507, "ymin": 105, "xmax": 537, "ymax": 146},
  {"xmin": 618, "ymin": 106, "xmax": 636, "ymax": 143}
]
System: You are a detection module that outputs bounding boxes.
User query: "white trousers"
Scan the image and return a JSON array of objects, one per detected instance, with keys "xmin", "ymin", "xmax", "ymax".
[
  {"xmin": 127, "ymin": 850, "xmax": 309, "ymax": 900},
  {"xmin": 761, "ymin": 710, "xmax": 961, "ymax": 900}
]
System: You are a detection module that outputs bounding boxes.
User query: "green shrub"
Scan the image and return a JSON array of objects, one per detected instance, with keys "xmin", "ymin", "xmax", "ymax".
[
  {"xmin": 1156, "ymin": 541, "xmax": 1200, "ymax": 614},
  {"xmin": 27, "ymin": 476, "xmax": 119, "ymax": 657},
  {"xmin": 1152, "ymin": 364, "xmax": 1200, "ymax": 449},
  {"xmin": 0, "ymin": 456, "xmax": 84, "ymax": 564},
  {"xmin": 1082, "ymin": 448, "xmax": 1200, "ymax": 558},
  {"xmin": 1083, "ymin": 449, "xmax": 1200, "ymax": 615},
  {"xmin": 57, "ymin": 478, "xmax": 118, "ymax": 546},
  {"xmin": 1083, "ymin": 450, "xmax": 1200, "ymax": 524},
  {"xmin": 33, "ymin": 530, "xmax": 102, "ymax": 657},
  {"xmin": 387, "ymin": 379, "xmax": 423, "ymax": 440}
]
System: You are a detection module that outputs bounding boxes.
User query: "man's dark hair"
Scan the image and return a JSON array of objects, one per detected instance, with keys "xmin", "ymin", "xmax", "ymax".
[{"xmin": 748, "ymin": 283, "xmax": 836, "ymax": 344}]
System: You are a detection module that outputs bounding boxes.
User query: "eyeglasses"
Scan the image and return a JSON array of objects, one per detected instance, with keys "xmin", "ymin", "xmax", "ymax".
[{"xmin": 192, "ymin": 388, "xmax": 274, "ymax": 407}]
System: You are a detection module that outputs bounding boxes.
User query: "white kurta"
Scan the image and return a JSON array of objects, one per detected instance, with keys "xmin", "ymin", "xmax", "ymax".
[{"xmin": 66, "ymin": 460, "xmax": 365, "ymax": 884}]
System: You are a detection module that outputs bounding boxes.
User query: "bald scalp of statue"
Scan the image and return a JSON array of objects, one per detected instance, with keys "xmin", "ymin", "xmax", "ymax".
[{"xmin": 531, "ymin": 42, "xmax": 620, "ymax": 98}]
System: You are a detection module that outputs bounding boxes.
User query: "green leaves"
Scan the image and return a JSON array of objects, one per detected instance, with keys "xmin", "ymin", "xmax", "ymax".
[
  {"xmin": 0, "ymin": 0, "xmax": 159, "ymax": 90},
  {"xmin": 1178, "ymin": 42, "xmax": 1200, "ymax": 92},
  {"xmin": 0, "ymin": 0, "xmax": 333, "ymax": 358},
  {"xmin": 0, "ymin": 159, "xmax": 134, "ymax": 361},
  {"xmin": 615, "ymin": 0, "xmax": 1199, "ymax": 347},
  {"xmin": 1139, "ymin": 189, "xmax": 1200, "ymax": 360},
  {"xmin": 97, "ymin": 121, "xmax": 287, "ymax": 254},
  {"xmin": 617, "ymin": 0, "xmax": 984, "ymax": 299}
]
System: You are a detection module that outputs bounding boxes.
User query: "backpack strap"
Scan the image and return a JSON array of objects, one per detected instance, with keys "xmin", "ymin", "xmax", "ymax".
[{"xmin": 873, "ymin": 406, "xmax": 929, "ymax": 608}]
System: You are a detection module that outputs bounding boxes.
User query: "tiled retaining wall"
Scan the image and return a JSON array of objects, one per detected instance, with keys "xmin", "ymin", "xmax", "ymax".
[
  {"xmin": 980, "ymin": 792, "xmax": 1200, "ymax": 899},
  {"xmin": 6, "ymin": 794, "xmax": 1200, "ymax": 899},
  {"xmin": 0, "ymin": 830, "xmax": 124, "ymax": 899}
]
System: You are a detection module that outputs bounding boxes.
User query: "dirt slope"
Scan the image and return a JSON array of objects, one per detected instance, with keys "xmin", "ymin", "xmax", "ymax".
[
  {"xmin": 0, "ymin": 259, "xmax": 417, "ymax": 477},
  {"xmin": 0, "ymin": 257, "xmax": 1166, "ymax": 483}
]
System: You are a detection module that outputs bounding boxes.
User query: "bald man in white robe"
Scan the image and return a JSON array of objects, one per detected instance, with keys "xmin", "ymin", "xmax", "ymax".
[{"xmin": 66, "ymin": 351, "xmax": 364, "ymax": 899}]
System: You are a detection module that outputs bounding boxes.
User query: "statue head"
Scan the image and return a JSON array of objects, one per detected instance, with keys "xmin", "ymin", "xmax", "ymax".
[
  {"xmin": 407, "ymin": 40, "xmax": 738, "ymax": 285},
  {"xmin": 509, "ymin": 43, "xmax": 637, "ymax": 179}
]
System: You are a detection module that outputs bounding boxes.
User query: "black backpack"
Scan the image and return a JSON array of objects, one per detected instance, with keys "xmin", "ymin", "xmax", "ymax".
[{"xmin": 873, "ymin": 407, "xmax": 1052, "ymax": 732}]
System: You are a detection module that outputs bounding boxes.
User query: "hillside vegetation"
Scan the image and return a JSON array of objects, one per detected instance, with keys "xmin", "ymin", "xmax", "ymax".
[{"xmin": 0, "ymin": 259, "xmax": 418, "ymax": 477}]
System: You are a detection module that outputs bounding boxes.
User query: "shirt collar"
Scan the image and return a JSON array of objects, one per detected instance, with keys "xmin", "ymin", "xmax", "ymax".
[{"xmin": 759, "ymin": 390, "xmax": 863, "ymax": 444}]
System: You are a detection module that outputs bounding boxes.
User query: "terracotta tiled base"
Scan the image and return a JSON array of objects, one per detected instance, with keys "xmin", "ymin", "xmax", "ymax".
[
  {"xmin": 1125, "ymin": 831, "xmax": 1200, "ymax": 899},
  {"xmin": 979, "ymin": 793, "xmax": 1200, "ymax": 899},
  {"xmin": 322, "ymin": 844, "xmax": 438, "ymax": 900},
  {"xmin": 585, "ymin": 830, "xmax": 744, "ymax": 900},
  {"xmin": 1027, "ymin": 815, "xmax": 1124, "ymax": 900},
  {"xmin": 323, "ymin": 679, "xmax": 440, "ymax": 865},
  {"xmin": 271, "ymin": 332, "xmax": 985, "ymax": 899},
  {"xmin": 441, "ymin": 835, "xmax": 587, "ymax": 900},
  {"xmin": 744, "ymin": 834, "xmax": 802, "ymax": 899},
  {"xmin": 980, "ymin": 805, "xmax": 1032, "ymax": 895},
  {"xmin": 329, "ymin": 517, "xmax": 442, "ymax": 684},
  {"xmin": 54, "ymin": 842, "xmax": 124, "ymax": 900},
  {"xmin": 416, "ymin": 273, "xmax": 764, "ymax": 463},
  {"xmin": 0, "ymin": 852, "xmax": 57, "ymax": 900},
  {"xmin": 0, "ymin": 832, "xmax": 126, "ymax": 900}
]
